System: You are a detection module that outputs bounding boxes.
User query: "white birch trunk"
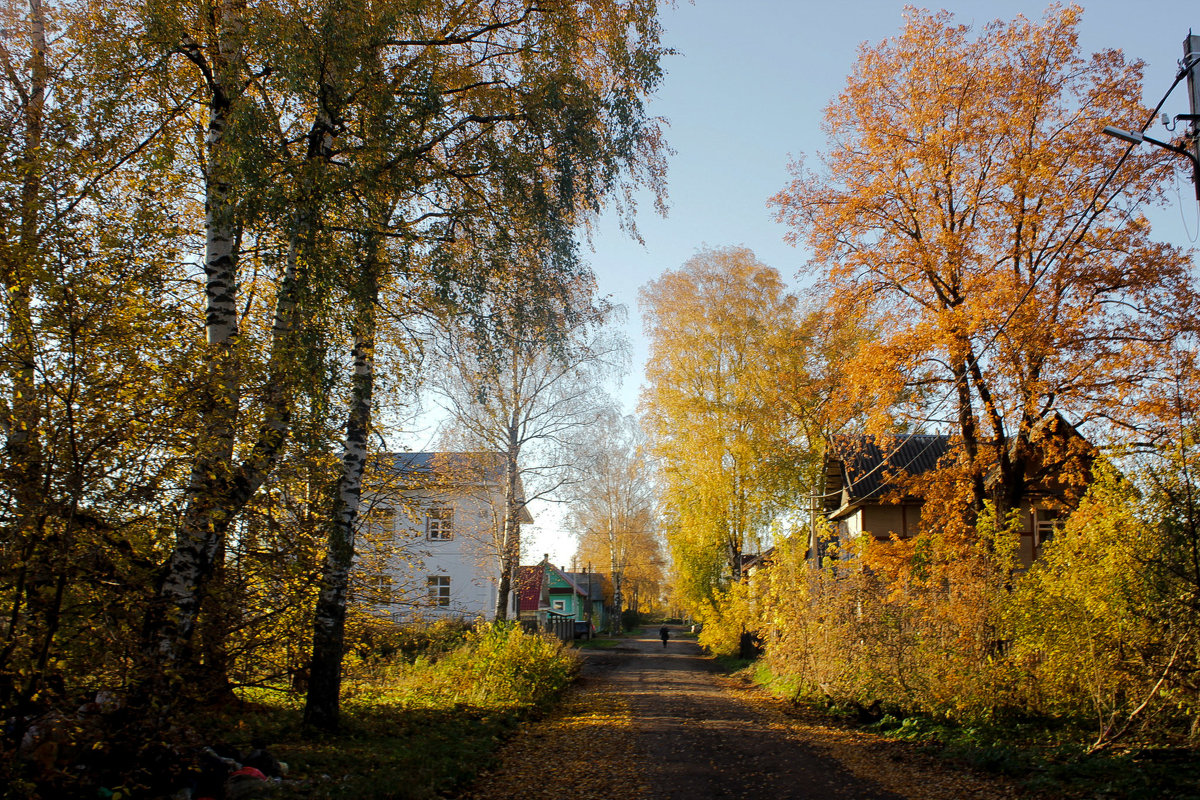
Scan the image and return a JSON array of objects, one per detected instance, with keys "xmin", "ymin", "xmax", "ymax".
[
  {"xmin": 148, "ymin": 0, "xmax": 247, "ymax": 669},
  {"xmin": 304, "ymin": 234, "xmax": 379, "ymax": 730}
]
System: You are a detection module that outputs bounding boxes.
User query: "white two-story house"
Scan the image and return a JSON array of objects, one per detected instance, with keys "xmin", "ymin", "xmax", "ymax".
[{"xmin": 355, "ymin": 451, "xmax": 532, "ymax": 622}]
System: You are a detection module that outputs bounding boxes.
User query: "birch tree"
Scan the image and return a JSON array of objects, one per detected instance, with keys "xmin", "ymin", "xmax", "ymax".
[
  {"xmin": 297, "ymin": 0, "xmax": 667, "ymax": 728},
  {"xmin": 431, "ymin": 287, "xmax": 625, "ymax": 622},
  {"xmin": 569, "ymin": 411, "xmax": 661, "ymax": 632},
  {"xmin": 137, "ymin": 0, "xmax": 669, "ymax": 695},
  {"xmin": 0, "ymin": 0, "xmax": 197, "ymax": 720},
  {"xmin": 640, "ymin": 247, "xmax": 820, "ymax": 611}
]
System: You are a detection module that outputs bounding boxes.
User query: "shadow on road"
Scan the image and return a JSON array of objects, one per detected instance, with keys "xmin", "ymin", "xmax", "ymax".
[{"xmin": 574, "ymin": 627, "xmax": 902, "ymax": 800}]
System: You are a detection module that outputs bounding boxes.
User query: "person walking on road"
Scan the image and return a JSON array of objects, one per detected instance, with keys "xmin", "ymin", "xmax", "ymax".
[{"xmin": 659, "ymin": 625, "xmax": 670, "ymax": 648}]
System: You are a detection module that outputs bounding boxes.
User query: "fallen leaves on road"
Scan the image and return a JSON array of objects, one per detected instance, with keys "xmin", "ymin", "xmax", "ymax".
[
  {"xmin": 715, "ymin": 674, "xmax": 1024, "ymax": 800},
  {"xmin": 462, "ymin": 679, "xmax": 647, "ymax": 800}
]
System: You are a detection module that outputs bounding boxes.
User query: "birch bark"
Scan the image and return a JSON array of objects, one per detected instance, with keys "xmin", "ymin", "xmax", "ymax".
[
  {"xmin": 493, "ymin": 352, "xmax": 527, "ymax": 621},
  {"xmin": 494, "ymin": 431, "xmax": 524, "ymax": 621},
  {"xmin": 146, "ymin": 0, "xmax": 247, "ymax": 670},
  {"xmin": 304, "ymin": 233, "xmax": 381, "ymax": 730},
  {"xmin": 148, "ymin": 4, "xmax": 340, "ymax": 675}
]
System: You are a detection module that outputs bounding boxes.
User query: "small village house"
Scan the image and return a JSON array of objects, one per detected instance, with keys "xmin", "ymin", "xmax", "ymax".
[
  {"xmin": 819, "ymin": 415, "xmax": 1095, "ymax": 568},
  {"xmin": 356, "ymin": 452, "xmax": 533, "ymax": 621}
]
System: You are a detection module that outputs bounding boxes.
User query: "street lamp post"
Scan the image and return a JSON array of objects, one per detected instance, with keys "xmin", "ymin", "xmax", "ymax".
[
  {"xmin": 1102, "ymin": 34, "xmax": 1200, "ymax": 206},
  {"xmin": 1102, "ymin": 124, "xmax": 1200, "ymax": 200}
]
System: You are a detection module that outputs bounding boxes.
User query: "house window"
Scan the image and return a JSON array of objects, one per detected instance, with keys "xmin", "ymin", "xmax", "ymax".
[
  {"xmin": 427, "ymin": 575, "xmax": 451, "ymax": 606},
  {"xmin": 362, "ymin": 506, "xmax": 394, "ymax": 539},
  {"xmin": 552, "ymin": 599, "xmax": 565, "ymax": 611},
  {"xmin": 1034, "ymin": 508, "xmax": 1062, "ymax": 554},
  {"xmin": 425, "ymin": 507, "xmax": 453, "ymax": 541},
  {"xmin": 362, "ymin": 573, "xmax": 392, "ymax": 602}
]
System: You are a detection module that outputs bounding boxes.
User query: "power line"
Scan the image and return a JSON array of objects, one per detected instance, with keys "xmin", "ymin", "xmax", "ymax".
[{"xmin": 810, "ymin": 60, "xmax": 1191, "ymax": 504}]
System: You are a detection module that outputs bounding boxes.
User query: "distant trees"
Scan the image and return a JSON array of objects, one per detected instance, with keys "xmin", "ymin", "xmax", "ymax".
[
  {"xmin": 430, "ymin": 290, "xmax": 625, "ymax": 622},
  {"xmin": 639, "ymin": 247, "xmax": 822, "ymax": 614},
  {"xmin": 569, "ymin": 410, "xmax": 662, "ymax": 631}
]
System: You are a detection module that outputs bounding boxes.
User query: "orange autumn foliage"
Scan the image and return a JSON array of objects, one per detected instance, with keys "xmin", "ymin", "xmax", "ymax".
[{"xmin": 771, "ymin": 5, "xmax": 1198, "ymax": 516}]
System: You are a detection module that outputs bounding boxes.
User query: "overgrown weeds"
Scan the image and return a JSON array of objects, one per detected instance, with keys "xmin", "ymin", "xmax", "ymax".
[{"xmin": 6, "ymin": 622, "xmax": 577, "ymax": 800}]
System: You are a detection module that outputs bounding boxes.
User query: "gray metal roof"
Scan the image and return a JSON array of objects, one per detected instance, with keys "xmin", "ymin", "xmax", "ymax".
[
  {"xmin": 382, "ymin": 451, "xmax": 507, "ymax": 483},
  {"xmin": 376, "ymin": 451, "xmax": 533, "ymax": 523},
  {"xmin": 564, "ymin": 572, "xmax": 606, "ymax": 601},
  {"xmin": 827, "ymin": 434, "xmax": 953, "ymax": 509}
]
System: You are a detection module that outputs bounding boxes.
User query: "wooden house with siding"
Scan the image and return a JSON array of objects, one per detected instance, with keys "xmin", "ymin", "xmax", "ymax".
[{"xmin": 819, "ymin": 415, "xmax": 1094, "ymax": 568}]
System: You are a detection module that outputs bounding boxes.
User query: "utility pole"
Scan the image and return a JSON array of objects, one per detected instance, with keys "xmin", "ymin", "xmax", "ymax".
[
  {"xmin": 585, "ymin": 563, "xmax": 593, "ymax": 637},
  {"xmin": 1185, "ymin": 33, "xmax": 1200, "ymax": 182},
  {"xmin": 1103, "ymin": 33, "xmax": 1200, "ymax": 206},
  {"xmin": 609, "ymin": 517, "xmax": 623, "ymax": 635}
]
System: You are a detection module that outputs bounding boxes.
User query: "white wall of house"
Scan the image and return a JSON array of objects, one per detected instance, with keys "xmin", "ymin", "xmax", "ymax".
[
  {"xmin": 398, "ymin": 486, "xmax": 503, "ymax": 621},
  {"xmin": 355, "ymin": 482, "xmax": 508, "ymax": 623}
]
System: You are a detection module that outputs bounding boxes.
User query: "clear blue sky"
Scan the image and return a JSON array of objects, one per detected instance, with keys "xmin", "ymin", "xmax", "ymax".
[
  {"xmin": 589, "ymin": 0, "xmax": 1200, "ymax": 416},
  {"xmin": 508, "ymin": 1, "xmax": 1200, "ymax": 565}
]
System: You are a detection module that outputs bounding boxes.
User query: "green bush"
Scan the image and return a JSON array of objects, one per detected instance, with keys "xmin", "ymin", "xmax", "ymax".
[{"xmin": 345, "ymin": 621, "xmax": 579, "ymax": 712}]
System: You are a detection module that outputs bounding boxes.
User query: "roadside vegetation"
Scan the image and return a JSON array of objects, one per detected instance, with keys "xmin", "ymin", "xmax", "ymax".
[
  {"xmin": 699, "ymin": 460, "xmax": 1200, "ymax": 798},
  {"xmin": 114, "ymin": 622, "xmax": 576, "ymax": 800},
  {"xmin": 2, "ymin": 0, "xmax": 666, "ymax": 791},
  {"xmin": 645, "ymin": 7, "xmax": 1200, "ymax": 799}
]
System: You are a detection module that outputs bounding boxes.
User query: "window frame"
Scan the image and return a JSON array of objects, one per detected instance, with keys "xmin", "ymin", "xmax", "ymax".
[
  {"xmin": 425, "ymin": 506, "xmax": 454, "ymax": 541},
  {"xmin": 362, "ymin": 506, "xmax": 395, "ymax": 540},
  {"xmin": 427, "ymin": 575, "xmax": 451, "ymax": 607},
  {"xmin": 1034, "ymin": 508, "xmax": 1062, "ymax": 553}
]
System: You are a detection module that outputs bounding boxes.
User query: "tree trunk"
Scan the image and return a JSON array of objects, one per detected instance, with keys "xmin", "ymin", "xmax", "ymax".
[
  {"xmin": 195, "ymin": 538, "xmax": 235, "ymax": 701},
  {"xmin": 612, "ymin": 565, "xmax": 623, "ymax": 635},
  {"xmin": 494, "ymin": 436, "xmax": 522, "ymax": 621},
  {"xmin": 304, "ymin": 236, "xmax": 379, "ymax": 731},
  {"xmin": 952, "ymin": 357, "xmax": 986, "ymax": 512},
  {"xmin": 1, "ymin": 0, "xmax": 48, "ymax": 686},
  {"xmin": 143, "ymin": 0, "xmax": 245, "ymax": 678},
  {"xmin": 145, "ymin": 30, "xmax": 339, "ymax": 680}
]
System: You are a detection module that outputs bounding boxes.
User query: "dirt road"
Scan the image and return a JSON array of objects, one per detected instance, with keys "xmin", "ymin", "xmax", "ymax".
[
  {"xmin": 462, "ymin": 628, "xmax": 1014, "ymax": 800},
  {"xmin": 593, "ymin": 629, "xmax": 901, "ymax": 799}
]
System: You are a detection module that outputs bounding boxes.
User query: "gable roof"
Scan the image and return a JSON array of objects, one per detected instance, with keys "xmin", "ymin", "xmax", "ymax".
[
  {"xmin": 545, "ymin": 564, "xmax": 586, "ymax": 595},
  {"xmin": 515, "ymin": 563, "xmax": 590, "ymax": 612},
  {"xmin": 384, "ymin": 451, "xmax": 507, "ymax": 484},
  {"xmin": 825, "ymin": 434, "xmax": 952, "ymax": 514},
  {"xmin": 825, "ymin": 416, "xmax": 1095, "ymax": 517},
  {"xmin": 564, "ymin": 572, "xmax": 606, "ymax": 601}
]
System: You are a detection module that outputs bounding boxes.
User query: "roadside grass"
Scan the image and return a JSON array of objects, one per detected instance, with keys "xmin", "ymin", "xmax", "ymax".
[
  {"xmin": 205, "ymin": 623, "xmax": 578, "ymax": 800},
  {"xmin": 867, "ymin": 713, "xmax": 1200, "ymax": 800},
  {"xmin": 745, "ymin": 663, "xmax": 1200, "ymax": 800},
  {"xmin": 712, "ymin": 654, "xmax": 755, "ymax": 672}
]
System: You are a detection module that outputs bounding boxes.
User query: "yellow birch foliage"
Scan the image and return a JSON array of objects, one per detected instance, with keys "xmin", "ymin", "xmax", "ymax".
[
  {"xmin": 640, "ymin": 247, "xmax": 820, "ymax": 614},
  {"xmin": 1008, "ymin": 464, "xmax": 1189, "ymax": 737}
]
